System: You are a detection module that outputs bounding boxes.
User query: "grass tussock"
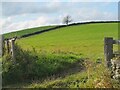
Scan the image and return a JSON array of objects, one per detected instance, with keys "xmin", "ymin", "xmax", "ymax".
[
  {"xmin": 2, "ymin": 23, "xmax": 120, "ymax": 88},
  {"xmin": 26, "ymin": 60, "xmax": 114, "ymax": 88},
  {"xmin": 2, "ymin": 44, "xmax": 84, "ymax": 86},
  {"xmin": 2, "ymin": 44, "xmax": 120, "ymax": 88}
]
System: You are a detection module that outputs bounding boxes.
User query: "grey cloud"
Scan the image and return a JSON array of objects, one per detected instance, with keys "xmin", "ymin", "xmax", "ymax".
[
  {"xmin": 1, "ymin": 2, "xmax": 118, "ymax": 34},
  {"xmin": 2, "ymin": 2, "xmax": 61, "ymax": 17},
  {"xmin": 2, "ymin": 2, "xmax": 83, "ymax": 17}
]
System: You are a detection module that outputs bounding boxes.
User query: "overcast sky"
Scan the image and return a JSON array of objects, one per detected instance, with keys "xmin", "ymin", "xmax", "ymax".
[{"xmin": 0, "ymin": 0, "xmax": 119, "ymax": 34}]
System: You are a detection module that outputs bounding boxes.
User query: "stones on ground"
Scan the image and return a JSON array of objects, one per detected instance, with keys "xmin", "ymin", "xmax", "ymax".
[{"xmin": 111, "ymin": 57, "xmax": 120, "ymax": 81}]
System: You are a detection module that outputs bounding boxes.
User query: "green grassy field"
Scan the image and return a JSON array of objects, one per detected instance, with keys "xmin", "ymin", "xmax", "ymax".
[
  {"xmin": 17, "ymin": 23, "xmax": 118, "ymax": 61},
  {"xmin": 4, "ymin": 26, "xmax": 54, "ymax": 39},
  {"xmin": 3, "ymin": 23, "xmax": 119, "ymax": 88}
]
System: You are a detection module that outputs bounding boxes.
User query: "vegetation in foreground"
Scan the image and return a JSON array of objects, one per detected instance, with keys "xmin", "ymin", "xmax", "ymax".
[
  {"xmin": 2, "ymin": 22, "xmax": 120, "ymax": 88},
  {"xmin": 3, "ymin": 45, "xmax": 120, "ymax": 88},
  {"xmin": 2, "ymin": 44, "xmax": 84, "ymax": 86}
]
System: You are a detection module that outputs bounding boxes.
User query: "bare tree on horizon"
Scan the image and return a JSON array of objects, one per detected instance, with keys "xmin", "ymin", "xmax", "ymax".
[{"xmin": 62, "ymin": 15, "xmax": 72, "ymax": 25}]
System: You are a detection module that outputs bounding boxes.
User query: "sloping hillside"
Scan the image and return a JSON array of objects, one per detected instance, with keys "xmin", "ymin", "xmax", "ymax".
[
  {"xmin": 4, "ymin": 26, "xmax": 54, "ymax": 39},
  {"xmin": 17, "ymin": 23, "xmax": 118, "ymax": 60},
  {"xmin": 3, "ymin": 22, "xmax": 119, "ymax": 88}
]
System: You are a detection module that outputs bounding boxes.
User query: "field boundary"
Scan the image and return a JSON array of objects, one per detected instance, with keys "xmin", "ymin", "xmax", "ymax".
[
  {"xmin": 104, "ymin": 37, "xmax": 120, "ymax": 68},
  {"xmin": 4, "ymin": 21, "xmax": 120, "ymax": 40}
]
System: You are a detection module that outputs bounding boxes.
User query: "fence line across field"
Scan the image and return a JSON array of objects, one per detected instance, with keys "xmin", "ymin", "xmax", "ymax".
[
  {"xmin": 2, "ymin": 36, "xmax": 120, "ymax": 68},
  {"xmin": 3, "ymin": 37, "xmax": 17, "ymax": 60}
]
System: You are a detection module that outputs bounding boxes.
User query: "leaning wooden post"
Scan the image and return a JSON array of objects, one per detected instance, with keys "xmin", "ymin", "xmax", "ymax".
[
  {"xmin": 0, "ymin": 35, "xmax": 3, "ymax": 57},
  {"xmin": 104, "ymin": 37, "xmax": 114, "ymax": 68},
  {"xmin": 10, "ymin": 37, "xmax": 17, "ymax": 62},
  {"xmin": 6, "ymin": 40, "xmax": 10, "ymax": 53},
  {"xmin": 11, "ymin": 39, "xmax": 15, "ymax": 60},
  {"xmin": 2, "ymin": 35, "xmax": 4, "ymax": 55}
]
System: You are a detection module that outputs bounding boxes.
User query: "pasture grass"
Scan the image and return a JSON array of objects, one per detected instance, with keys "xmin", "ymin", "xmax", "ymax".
[
  {"xmin": 4, "ymin": 26, "xmax": 54, "ymax": 39},
  {"xmin": 28, "ymin": 63, "xmax": 113, "ymax": 88},
  {"xmin": 3, "ymin": 22, "xmax": 119, "ymax": 88},
  {"xmin": 17, "ymin": 23, "xmax": 118, "ymax": 61},
  {"xmin": 8, "ymin": 60, "xmax": 113, "ymax": 88},
  {"xmin": 2, "ymin": 44, "xmax": 84, "ymax": 86}
]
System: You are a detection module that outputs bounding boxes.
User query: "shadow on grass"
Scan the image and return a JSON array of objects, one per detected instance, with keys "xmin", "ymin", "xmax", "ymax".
[{"xmin": 2, "ymin": 44, "xmax": 85, "ymax": 87}]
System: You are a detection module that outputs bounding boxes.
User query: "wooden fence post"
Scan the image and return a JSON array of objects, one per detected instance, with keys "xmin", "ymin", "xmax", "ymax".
[
  {"xmin": 104, "ymin": 37, "xmax": 114, "ymax": 68},
  {"xmin": 0, "ymin": 35, "xmax": 2, "ymax": 57},
  {"xmin": 6, "ymin": 40, "xmax": 10, "ymax": 53},
  {"xmin": 10, "ymin": 39, "xmax": 15, "ymax": 60},
  {"xmin": 2, "ymin": 36, "xmax": 4, "ymax": 55}
]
